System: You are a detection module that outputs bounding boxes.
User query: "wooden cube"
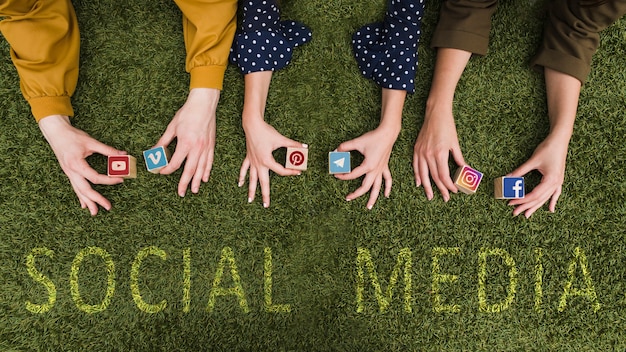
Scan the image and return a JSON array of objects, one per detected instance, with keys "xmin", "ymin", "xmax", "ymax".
[
  {"xmin": 453, "ymin": 165, "xmax": 483, "ymax": 194},
  {"xmin": 494, "ymin": 176, "xmax": 525, "ymax": 199},
  {"xmin": 285, "ymin": 147, "xmax": 308, "ymax": 171},
  {"xmin": 107, "ymin": 155, "xmax": 137, "ymax": 178},
  {"xmin": 329, "ymin": 151, "xmax": 351, "ymax": 174},
  {"xmin": 143, "ymin": 146, "xmax": 171, "ymax": 173}
]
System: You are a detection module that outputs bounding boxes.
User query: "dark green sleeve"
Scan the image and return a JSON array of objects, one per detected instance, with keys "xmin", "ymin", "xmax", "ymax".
[
  {"xmin": 431, "ymin": 0, "xmax": 498, "ymax": 56},
  {"xmin": 531, "ymin": 0, "xmax": 626, "ymax": 84}
]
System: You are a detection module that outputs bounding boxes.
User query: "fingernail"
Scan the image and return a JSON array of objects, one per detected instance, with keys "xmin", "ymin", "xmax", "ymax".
[
  {"xmin": 346, "ymin": 198, "xmax": 351, "ymax": 202},
  {"xmin": 179, "ymin": 192, "xmax": 185, "ymax": 198},
  {"xmin": 297, "ymin": 172, "xmax": 301, "ymax": 176},
  {"xmin": 367, "ymin": 204, "xmax": 373, "ymax": 210},
  {"xmin": 247, "ymin": 198, "xmax": 252, "ymax": 203},
  {"xmin": 238, "ymin": 180, "xmax": 244, "ymax": 187},
  {"xmin": 444, "ymin": 196, "xmax": 449, "ymax": 203},
  {"xmin": 427, "ymin": 194, "xmax": 433, "ymax": 201},
  {"xmin": 302, "ymin": 143, "xmax": 308, "ymax": 148},
  {"xmin": 263, "ymin": 203, "xmax": 268, "ymax": 208}
]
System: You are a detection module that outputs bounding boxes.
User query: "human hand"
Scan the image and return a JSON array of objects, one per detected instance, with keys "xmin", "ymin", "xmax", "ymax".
[
  {"xmin": 334, "ymin": 125, "xmax": 399, "ymax": 209},
  {"xmin": 156, "ymin": 88, "xmax": 219, "ymax": 197},
  {"xmin": 238, "ymin": 118, "xmax": 305, "ymax": 208},
  {"xmin": 412, "ymin": 107, "xmax": 465, "ymax": 202},
  {"xmin": 507, "ymin": 134, "xmax": 569, "ymax": 218},
  {"xmin": 38, "ymin": 115, "xmax": 126, "ymax": 215}
]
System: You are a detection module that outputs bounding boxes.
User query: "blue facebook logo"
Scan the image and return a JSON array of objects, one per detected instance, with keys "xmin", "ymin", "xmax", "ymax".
[{"xmin": 503, "ymin": 177, "xmax": 525, "ymax": 199}]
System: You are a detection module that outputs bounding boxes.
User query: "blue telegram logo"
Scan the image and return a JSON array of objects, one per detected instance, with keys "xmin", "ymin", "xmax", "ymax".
[{"xmin": 329, "ymin": 152, "xmax": 351, "ymax": 174}]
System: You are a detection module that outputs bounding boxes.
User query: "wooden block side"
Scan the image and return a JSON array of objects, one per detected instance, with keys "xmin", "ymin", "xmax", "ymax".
[
  {"xmin": 127, "ymin": 155, "xmax": 137, "ymax": 179},
  {"xmin": 494, "ymin": 177, "xmax": 504, "ymax": 199}
]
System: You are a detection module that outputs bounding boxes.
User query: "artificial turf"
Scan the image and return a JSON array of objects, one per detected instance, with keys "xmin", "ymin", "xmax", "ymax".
[{"xmin": 1, "ymin": 0, "xmax": 626, "ymax": 350}]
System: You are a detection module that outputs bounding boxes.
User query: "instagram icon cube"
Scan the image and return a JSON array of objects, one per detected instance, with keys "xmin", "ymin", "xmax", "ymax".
[
  {"xmin": 143, "ymin": 146, "xmax": 171, "ymax": 173},
  {"xmin": 453, "ymin": 165, "xmax": 483, "ymax": 194},
  {"xmin": 285, "ymin": 147, "xmax": 308, "ymax": 171},
  {"xmin": 494, "ymin": 176, "xmax": 525, "ymax": 199},
  {"xmin": 107, "ymin": 155, "xmax": 137, "ymax": 178}
]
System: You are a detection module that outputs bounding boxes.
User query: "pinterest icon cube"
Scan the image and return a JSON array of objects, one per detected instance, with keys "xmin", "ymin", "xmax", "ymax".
[
  {"xmin": 285, "ymin": 147, "xmax": 308, "ymax": 171},
  {"xmin": 453, "ymin": 165, "xmax": 483, "ymax": 194}
]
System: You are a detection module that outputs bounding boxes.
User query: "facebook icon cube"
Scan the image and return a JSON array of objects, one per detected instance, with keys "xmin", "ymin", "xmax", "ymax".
[{"xmin": 494, "ymin": 176, "xmax": 525, "ymax": 199}]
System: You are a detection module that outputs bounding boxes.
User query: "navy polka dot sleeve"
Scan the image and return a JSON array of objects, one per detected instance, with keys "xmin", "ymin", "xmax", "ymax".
[
  {"xmin": 353, "ymin": 0, "xmax": 424, "ymax": 93},
  {"xmin": 230, "ymin": 0, "xmax": 312, "ymax": 74}
]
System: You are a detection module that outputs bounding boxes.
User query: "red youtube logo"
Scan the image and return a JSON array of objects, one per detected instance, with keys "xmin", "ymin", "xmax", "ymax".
[{"xmin": 107, "ymin": 155, "xmax": 137, "ymax": 178}]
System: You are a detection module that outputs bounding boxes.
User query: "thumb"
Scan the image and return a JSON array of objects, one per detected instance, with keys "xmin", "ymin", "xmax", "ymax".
[
  {"xmin": 336, "ymin": 139, "xmax": 359, "ymax": 153},
  {"xmin": 154, "ymin": 123, "xmax": 176, "ymax": 148},
  {"xmin": 508, "ymin": 158, "xmax": 536, "ymax": 177},
  {"xmin": 89, "ymin": 138, "xmax": 126, "ymax": 157},
  {"xmin": 450, "ymin": 146, "xmax": 466, "ymax": 168},
  {"xmin": 281, "ymin": 136, "xmax": 307, "ymax": 149}
]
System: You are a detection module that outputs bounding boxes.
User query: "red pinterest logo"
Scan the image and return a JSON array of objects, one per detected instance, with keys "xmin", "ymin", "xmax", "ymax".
[{"xmin": 289, "ymin": 151, "xmax": 305, "ymax": 166}]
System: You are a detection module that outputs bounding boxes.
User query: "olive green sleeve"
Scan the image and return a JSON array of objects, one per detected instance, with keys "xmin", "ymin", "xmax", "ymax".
[
  {"xmin": 531, "ymin": 0, "xmax": 626, "ymax": 84},
  {"xmin": 431, "ymin": 0, "xmax": 498, "ymax": 56}
]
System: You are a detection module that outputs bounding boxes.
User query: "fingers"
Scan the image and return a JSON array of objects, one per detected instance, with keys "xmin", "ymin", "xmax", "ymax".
[
  {"xmin": 336, "ymin": 139, "xmax": 359, "ymax": 153},
  {"xmin": 159, "ymin": 144, "xmax": 187, "ymax": 175},
  {"xmin": 87, "ymin": 138, "xmax": 127, "ymax": 157},
  {"xmin": 548, "ymin": 186, "xmax": 562, "ymax": 213},
  {"xmin": 509, "ymin": 182, "xmax": 555, "ymax": 218},
  {"xmin": 281, "ymin": 136, "xmax": 307, "ymax": 149},
  {"xmin": 155, "ymin": 122, "xmax": 177, "ymax": 150},
  {"xmin": 248, "ymin": 166, "xmax": 258, "ymax": 203},
  {"xmin": 418, "ymin": 157, "xmax": 434, "ymax": 200},
  {"xmin": 69, "ymin": 176, "xmax": 112, "ymax": 216},
  {"xmin": 74, "ymin": 160, "xmax": 124, "ymax": 186},
  {"xmin": 345, "ymin": 173, "xmax": 376, "ymax": 202},
  {"xmin": 203, "ymin": 147, "xmax": 215, "ymax": 182},
  {"xmin": 426, "ymin": 157, "xmax": 450, "ymax": 202},
  {"xmin": 174, "ymin": 147, "xmax": 199, "ymax": 197},
  {"xmin": 190, "ymin": 148, "xmax": 208, "ymax": 194},
  {"xmin": 268, "ymin": 159, "xmax": 301, "ymax": 177},
  {"xmin": 258, "ymin": 168, "xmax": 271, "ymax": 208},
  {"xmin": 334, "ymin": 164, "xmax": 367, "ymax": 181},
  {"xmin": 508, "ymin": 159, "xmax": 537, "ymax": 178},
  {"xmin": 238, "ymin": 158, "xmax": 251, "ymax": 188},
  {"xmin": 383, "ymin": 168, "xmax": 392, "ymax": 199},
  {"xmin": 450, "ymin": 146, "xmax": 466, "ymax": 170},
  {"xmin": 413, "ymin": 153, "xmax": 421, "ymax": 187},
  {"xmin": 365, "ymin": 175, "xmax": 382, "ymax": 210}
]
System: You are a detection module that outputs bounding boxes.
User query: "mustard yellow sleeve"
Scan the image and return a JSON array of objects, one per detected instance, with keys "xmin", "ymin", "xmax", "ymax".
[
  {"xmin": 0, "ymin": 0, "xmax": 79, "ymax": 121},
  {"xmin": 174, "ymin": 0, "xmax": 238, "ymax": 90}
]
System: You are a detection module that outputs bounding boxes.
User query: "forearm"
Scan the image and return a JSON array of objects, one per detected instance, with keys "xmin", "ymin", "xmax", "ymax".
[
  {"xmin": 0, "ymin": 0, "xmax": 79, "ymax": 121},
  {"xmin": 242, "ymin": 71, "xmax": 273, "ymax": 129},
  {"xmin": 425, "ymin": 48, "xmax": 472, "ymax": 120},
  {"xmin": 379, "ymin": 88, "xmax": 406, "ymax": 136},
  {"xmin": 544, "ymin": 68, "xmax": 580, "ymax": 143}
]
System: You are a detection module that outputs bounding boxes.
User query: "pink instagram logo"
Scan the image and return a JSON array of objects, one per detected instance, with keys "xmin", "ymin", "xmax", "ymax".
[{"xmin": 457, "ymin": 165, "xmax": 483, "ymax": 193}]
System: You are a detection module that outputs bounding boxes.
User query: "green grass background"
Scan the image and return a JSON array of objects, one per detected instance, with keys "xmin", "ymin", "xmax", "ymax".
[{"xmin": 1, "ymin": 0, "xmax": 626, "ymax": 350}]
